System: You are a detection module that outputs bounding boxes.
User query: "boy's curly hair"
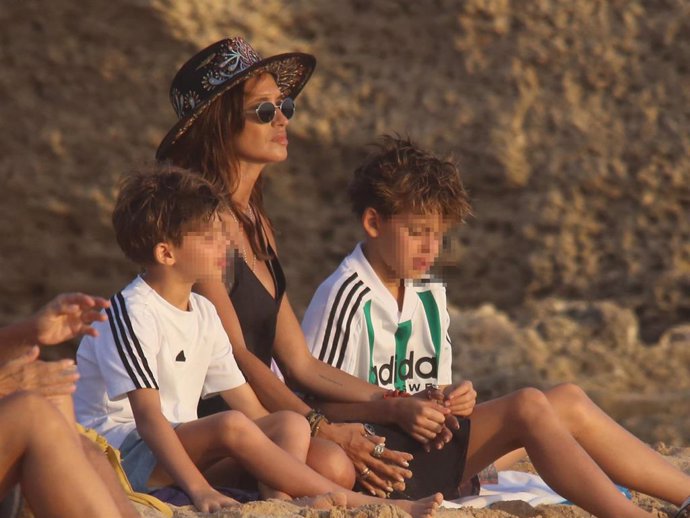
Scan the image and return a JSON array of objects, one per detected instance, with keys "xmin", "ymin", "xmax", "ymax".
[
  {"xmin": 112, "ymin": 165, "xmax": 225, "ymax": 265},
  {"xmin": 348, "ymin": 135, "xmax": 471, "ymax": 222}
]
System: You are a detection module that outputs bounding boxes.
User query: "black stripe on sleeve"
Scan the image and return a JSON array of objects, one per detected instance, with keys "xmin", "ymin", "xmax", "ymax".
[
  {"xmin": 318, "ymin": 273, "xmax": 357, "ymax": 362},
  {"xmin": 116, "ymin": 293, "xmax": 159, "ymax": 390},
  {"xmin": 326, "ymin": 280, "xmax": 365, "ymax": 366},
  {"xmin": 106, "ymin": 302, "xmax": 141, "ymax": 389},
  {"xmin": 334, "ymin": 286, "xmax": 370, "ymax": 369},
  {"xmin": 110, "ymin": 294, "xmax": 154, "ymax": 389}
]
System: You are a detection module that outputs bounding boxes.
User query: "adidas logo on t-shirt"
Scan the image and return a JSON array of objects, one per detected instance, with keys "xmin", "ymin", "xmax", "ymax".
[{"xmin": 175, "ymin": 350, "xmax": 186, "ymax": 362}]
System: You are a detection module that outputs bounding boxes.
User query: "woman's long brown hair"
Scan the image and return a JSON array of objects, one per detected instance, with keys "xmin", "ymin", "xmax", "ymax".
[{"xmin": 163, "ymin": 83, "xmax": 269, "ymax": 257}]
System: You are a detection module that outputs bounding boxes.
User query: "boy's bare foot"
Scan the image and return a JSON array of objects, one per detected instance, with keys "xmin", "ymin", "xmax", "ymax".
[
  {"xmin": 292, "ymin": 492, "xmax": 347, "ymax": 509},
  {"xmin": 392, "ymin": 493, "xmax": 443, "ymax": 518}
]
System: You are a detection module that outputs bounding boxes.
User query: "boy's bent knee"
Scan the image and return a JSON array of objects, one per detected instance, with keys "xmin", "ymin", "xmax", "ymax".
[
  {"xmin": 216, "ymin": 410, "xmax": 254, "ymax": 439},
  {"xmin": 509, "ymin": 387, "xmax": 552, "ymax": 425}
]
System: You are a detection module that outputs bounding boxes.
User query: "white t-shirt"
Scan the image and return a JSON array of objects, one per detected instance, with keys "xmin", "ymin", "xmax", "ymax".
[
  {"xmin": 303, "ymin": 243, "xmax": 452, "ymax": 393},
  {"xmin": 74, "ymin": 276, "xmax": 245, "ymax": 448}
]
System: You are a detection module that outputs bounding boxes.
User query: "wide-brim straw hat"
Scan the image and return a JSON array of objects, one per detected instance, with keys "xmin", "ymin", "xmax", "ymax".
[{"xmin": 156, "ymin": 37, "xmax": 316, "ymax": 160}]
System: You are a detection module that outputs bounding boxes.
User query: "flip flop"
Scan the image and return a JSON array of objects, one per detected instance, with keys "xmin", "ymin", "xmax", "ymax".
[{"xmin": 674, "ymin": 495, "xmax": 690, "ymax": 518}]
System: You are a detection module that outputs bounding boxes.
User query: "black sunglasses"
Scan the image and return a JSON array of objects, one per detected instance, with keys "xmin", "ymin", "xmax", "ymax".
[{"xmin": 245, "ymin": 97, "xmax": 295, "ymax": 124}]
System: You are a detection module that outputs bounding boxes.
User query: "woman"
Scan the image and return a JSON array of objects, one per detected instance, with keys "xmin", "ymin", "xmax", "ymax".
[{"xmin": 156, "ymin": 38, "xmax": 690, "ymax": 517}]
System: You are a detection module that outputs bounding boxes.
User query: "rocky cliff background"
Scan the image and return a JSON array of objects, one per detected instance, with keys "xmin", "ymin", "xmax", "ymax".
[{"xmin": 1, "ymin": 0, "xmax": 688, "ymax": 445}]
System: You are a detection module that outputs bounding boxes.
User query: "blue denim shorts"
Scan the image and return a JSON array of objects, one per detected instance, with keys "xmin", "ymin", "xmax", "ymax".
[{"xmin": 120, "ymin": 424, "xmax": 181, "ymax": 493}]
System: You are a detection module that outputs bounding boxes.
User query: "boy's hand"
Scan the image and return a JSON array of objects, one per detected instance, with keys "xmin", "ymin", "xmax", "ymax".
[
  {"xmin": 393, "ymin": 397, "xmax": 450, "ymax": 445},
  {"xmin": 32, "ymin": 293, "xmax": 110, "ymax": 345},
  {"xmin": 189, "ymin": 486, "xmax": 238, "ymax": 513},
  {"xmin": 0, "ymin": 346, "xmax": 79, "ymax": 397},
  {"xmin": 442, "ymin": 380, "xmax": 476, "ymax": 417},
  {"xmin": 320, "ymin": 422, "xmax": 412, "ymax": 498}
]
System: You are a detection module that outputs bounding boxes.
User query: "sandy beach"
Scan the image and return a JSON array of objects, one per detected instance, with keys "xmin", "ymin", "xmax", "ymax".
[
  {"xmin": 122, "ymin": 444, "xmax": 689, "ymax": 517},
  {"xmin": 2, "ymin": 0, "xmax": 689, "ymax": 516}
]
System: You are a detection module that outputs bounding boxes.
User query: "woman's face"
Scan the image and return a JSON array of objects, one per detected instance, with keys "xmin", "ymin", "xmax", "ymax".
[{"xmin": 232, "ymin": 73, "xmax": 290, "ymax": 166}]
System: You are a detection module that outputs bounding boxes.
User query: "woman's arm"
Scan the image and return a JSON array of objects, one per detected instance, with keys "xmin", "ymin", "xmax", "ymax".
[
  {"xmin": 195, "ymin": 280, "xmax": 313, "ymax": 415},
  {"xmin": 273, "ymin": 296, "xmax": 385, "ymax": 402},
  {"xmin": 195, "ymin": 280, "xmax": 413, "ymax": 494}
]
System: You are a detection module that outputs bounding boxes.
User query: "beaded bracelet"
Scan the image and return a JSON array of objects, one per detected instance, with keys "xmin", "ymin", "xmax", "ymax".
[
  {"xmin": 382, "ymin": 389, "xmax": 411, "ymax": 399},
  {"xmin": 305, "ymin": 409, "xmax": 330, "ymax": 437}
]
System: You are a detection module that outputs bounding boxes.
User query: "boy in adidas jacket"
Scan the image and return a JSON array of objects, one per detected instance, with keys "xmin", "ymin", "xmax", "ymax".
[{"xmin": 303, "ymin": 135, "xmax": 472, "ymax": 399}]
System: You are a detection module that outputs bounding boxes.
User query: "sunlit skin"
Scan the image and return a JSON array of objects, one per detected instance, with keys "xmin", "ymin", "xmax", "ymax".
[
  {"xmin": 361, "ymin": 209, "xmax": 448, "ymax": 306},
  {"xmin": 232, "ymin": 74, "xmax": 290, "ymax": 211},
  {"xmin": 143, "ymin": 215, "xmax": 227, "ymax": 311}
]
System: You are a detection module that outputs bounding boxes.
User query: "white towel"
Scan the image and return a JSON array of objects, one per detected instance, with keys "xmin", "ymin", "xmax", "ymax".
[{"xmin": 443, "ymin": 471, "xmax": 566, "ymax": 509}]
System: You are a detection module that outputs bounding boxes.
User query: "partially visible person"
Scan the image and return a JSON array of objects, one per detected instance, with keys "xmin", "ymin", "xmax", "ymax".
[
  {"xmin": 158, "ymin": 36, "xmax": 447, "ymax": 498},
  {"xmin": 302, "ymin": 135, "xmax": 690, "ymax": 518},
  {"xmin": 0, "ymin": 292, "xmax": 132, "ymax": 518},
  {"xmin": 74, "ymin": 167, "xmax": 442, "ymax": 517}
]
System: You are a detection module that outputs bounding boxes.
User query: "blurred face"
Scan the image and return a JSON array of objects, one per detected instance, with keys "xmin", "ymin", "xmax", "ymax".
[
  {"xmin": 232, "ymin": 73, "xmax": 290, "ymax": 166},
  {"xmin": 174, "ymin": 214, "xmax": 228, "ymax": 282},
  {"xmin": 364, "ymin": 210, "xmax": 448, "ymax": 284}
]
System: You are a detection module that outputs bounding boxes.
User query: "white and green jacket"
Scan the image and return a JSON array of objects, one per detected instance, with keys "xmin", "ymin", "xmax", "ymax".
[{"xmin": 303, "ymin": 243, "xmax": 452, "ymax": 392}]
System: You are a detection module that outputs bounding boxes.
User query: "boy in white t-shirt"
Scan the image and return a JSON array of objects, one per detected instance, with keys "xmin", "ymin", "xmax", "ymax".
[{"xmin": 75, "ymin": 166, "xmax": 442, "ymax": 518}]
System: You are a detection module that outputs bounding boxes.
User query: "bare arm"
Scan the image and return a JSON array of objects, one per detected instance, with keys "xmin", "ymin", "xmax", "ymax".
[
  {"xmin": 128, "ymin": 388, "xmax": 235, "ymax": 512},
  {"xmin": 272, "ymin": 295, "xmax": 385, "ymax": 403},
  {"xmin": 195, "ymin": 280, "xmax": 412, "ymax": 494},
  {"xmin": 195, "ymin": 280, "xmax": 313, "ymax": 415},
  {"xmin": 218, "ymin": 382, "xmax": 269, "ymax": 421},
  {"xmin": 0, "ymin": 293, "xmax": 109, "ymax": 362}
]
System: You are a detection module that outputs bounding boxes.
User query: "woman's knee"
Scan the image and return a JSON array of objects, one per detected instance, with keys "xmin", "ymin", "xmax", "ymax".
[
  {"xmin": 307, "ymin": 438, "xmax": 356, "ymax": 489},
  {"xmin": 270, "ymin": 410, "xmax": 311, "ymax": 442}
]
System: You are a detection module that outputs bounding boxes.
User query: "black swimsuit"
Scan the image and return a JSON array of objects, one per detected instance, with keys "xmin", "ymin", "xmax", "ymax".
[{"xmin": 197, "ymin": 223, "xmax": 286, "ymax": 417}]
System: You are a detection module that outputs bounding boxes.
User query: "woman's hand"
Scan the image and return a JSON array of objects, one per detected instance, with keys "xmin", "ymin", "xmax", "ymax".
[
  {"xmin": 31, "ymin": 293, "xmax": 110, "ymax": 346},
  {"xmin": 0, "ymin": 346, "xmax": 79, "ymax": 397},
  {"xmin": 189, "ymin": 486, "xmax": 238, "ymax": 513},
  {"xmin": 319, "ymin": 421, "xmax": 412, "ymax": 497}
]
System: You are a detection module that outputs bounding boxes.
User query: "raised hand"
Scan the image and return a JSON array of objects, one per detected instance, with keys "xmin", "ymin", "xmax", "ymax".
[{"xmin": 32, "ymin": 293, "xmax": 110, "ymax": 345}]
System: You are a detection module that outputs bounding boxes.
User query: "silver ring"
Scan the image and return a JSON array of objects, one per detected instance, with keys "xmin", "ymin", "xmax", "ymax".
[
  {"xmin": 372, "ymin": 443, "xmax": 385, "ymax": 459},
  {"xmin": 360, "ymin": 466, "xmax": 371, "ymax": 480},
  {"xmin": 363, "ymin": 424, "xmax": 376, "ymax": 437}
]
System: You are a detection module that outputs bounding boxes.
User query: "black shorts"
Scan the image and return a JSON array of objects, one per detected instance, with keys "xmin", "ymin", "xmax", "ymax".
[{"xmin": 358, "ymin": 418, "xmax": 471, "ymax": 500}]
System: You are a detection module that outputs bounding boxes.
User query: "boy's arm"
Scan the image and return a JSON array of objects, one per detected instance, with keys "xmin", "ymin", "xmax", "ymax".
[
  {"xmin": 316, "ymin": 396, "xmax": 451, "ymax": 445},
  {"xmin": 218, "ymin": 382, "xmax": 269, "ymax": 421},
  {"xmin": 128, "ymin": 389, "xmax": 235, "ymax": 512}
]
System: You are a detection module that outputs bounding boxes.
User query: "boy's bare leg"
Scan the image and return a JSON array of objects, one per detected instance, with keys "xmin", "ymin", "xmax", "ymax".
[
  {"xmin": 149, "ymin": 410, "xmax": 441, "ymax": 518},
  {"xmin": 544, "ymin": 383, "xmax": 690, "ymax": 505},
  {"xmin": 0, "ymin": 392, "xmax": 122, "ymax": 518},
  {"xmin": 463, "ymin": 388, "xmax": 653, "ymax": 518},
  {"xmin": 49, "ymin": 394, "xmax": 139, "ymax": 518}
]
